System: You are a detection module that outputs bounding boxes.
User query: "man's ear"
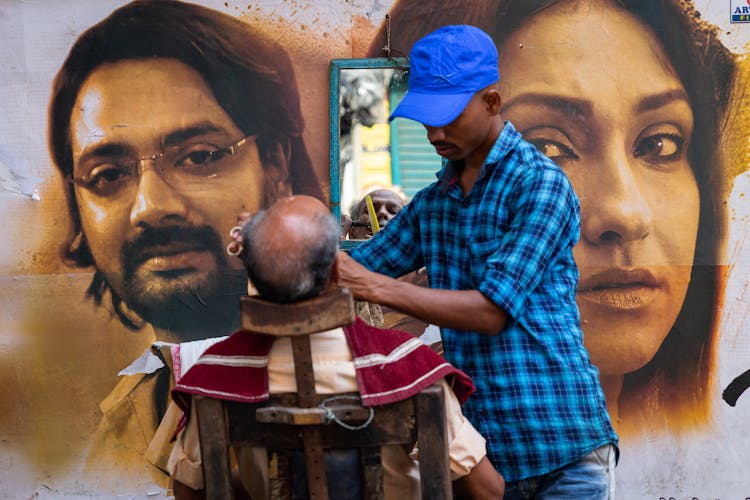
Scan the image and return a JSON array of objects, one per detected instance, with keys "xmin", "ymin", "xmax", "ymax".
[
  {"xmin": 259, "ymin": 135, "xmax": 293, "ymax": 205},
  {"xmin": 483, "ymin": 88, "xmax": 502, "ymax": 115}
]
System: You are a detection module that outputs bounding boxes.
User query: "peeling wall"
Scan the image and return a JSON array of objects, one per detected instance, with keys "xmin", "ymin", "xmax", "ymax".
[{"xmin": 0, "ymin": 0, "xmax": 748, "ymax": 498}]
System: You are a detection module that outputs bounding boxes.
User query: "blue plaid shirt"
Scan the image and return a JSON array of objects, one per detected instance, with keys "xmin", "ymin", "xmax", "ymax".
[{"xmin": 350, "ymin": 122, "xmax": 617, "ymax": 481}]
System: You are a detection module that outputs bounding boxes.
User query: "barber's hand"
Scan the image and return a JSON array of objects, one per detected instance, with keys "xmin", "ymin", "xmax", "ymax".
[
  {"xmin": 348, "ymin": 212, "xmax": 374, "ymax": 240},
  {"xmin": 340, "ymin": 213, "xmax": 353, "ymax": 238},
  {"xmin": 333, "ymin": 251, "xmax": 377, "ymax": 301}
]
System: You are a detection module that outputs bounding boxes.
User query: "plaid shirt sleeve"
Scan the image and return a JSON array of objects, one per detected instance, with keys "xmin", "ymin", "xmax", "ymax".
[{"xmin": 477, "ymin": 150, "xmax": 580, "ymax": 321}]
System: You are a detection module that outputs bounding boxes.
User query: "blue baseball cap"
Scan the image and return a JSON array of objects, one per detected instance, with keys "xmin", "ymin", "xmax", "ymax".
[{"xmin": 390, "ymin": 25, "xmax": 499, "ymax": 127}]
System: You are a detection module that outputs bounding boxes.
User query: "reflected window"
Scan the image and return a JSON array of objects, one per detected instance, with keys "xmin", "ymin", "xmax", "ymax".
[{"xmin": 330, "ymin": 58, "xmax": 440, "ymax": 247}]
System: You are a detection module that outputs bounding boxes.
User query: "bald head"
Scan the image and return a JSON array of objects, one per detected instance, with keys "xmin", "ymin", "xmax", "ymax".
[{"xmin": 240, "ymin": 196, "xmax": 340, "ymax": 303}]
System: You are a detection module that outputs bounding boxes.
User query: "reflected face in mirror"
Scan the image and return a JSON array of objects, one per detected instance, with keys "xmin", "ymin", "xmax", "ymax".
[
  {"xmin": 335, "ymin": 63, "xmax": 413, "ymax": 238},
  {"xmin": 498, "ymin": 0, "xmax": 698, "ymax": 375},
  {"xmin": 348, "ymin": 189, "xmax": 406, "ymax": 239}
]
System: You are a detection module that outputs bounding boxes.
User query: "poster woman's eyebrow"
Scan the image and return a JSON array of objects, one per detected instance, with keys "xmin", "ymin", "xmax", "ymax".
[
  {"xmin": 634, "ymin": 88, "xmax": 690, "ymax": 114},
  {"xmin": 502, "ymin": 92, "xmax": 593, "ymax": 118}
]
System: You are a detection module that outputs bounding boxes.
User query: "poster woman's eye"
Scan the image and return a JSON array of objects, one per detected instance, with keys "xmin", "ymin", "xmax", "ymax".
[
  {"xmin": 529, "ymin": 139, "xmax": 578, "ymax": 162},
  {"xmin": 523, "ymin": 127, "xmax": 579, "ymax": 164},
  {"xmin": 633, "ymin": 132, "xmax": 685, "ymax": 164}
]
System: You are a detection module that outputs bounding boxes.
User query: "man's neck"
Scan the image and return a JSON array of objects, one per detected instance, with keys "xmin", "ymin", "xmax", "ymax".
[
  {"xmin": 458, "ymin": 164, "xmax": 482, "ymax": 197},
  {"xmin": 458, "ymin": 119, "xmax": 503, "ymax": 196}
]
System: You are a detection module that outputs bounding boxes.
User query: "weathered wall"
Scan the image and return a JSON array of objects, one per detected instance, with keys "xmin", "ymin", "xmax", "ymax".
[{"xmin": 0, "ymin": 0, "xmax": 748, "ymax": 498}]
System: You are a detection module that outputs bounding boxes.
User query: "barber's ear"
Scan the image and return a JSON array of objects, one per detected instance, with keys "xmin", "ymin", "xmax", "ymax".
[
  {"xmin": 259, "ymin": 135, "xmax": 293, "ymax": 205},
  {"xmin": 484, "ymin": 88, "xmax": 502, "ymax": 115}
]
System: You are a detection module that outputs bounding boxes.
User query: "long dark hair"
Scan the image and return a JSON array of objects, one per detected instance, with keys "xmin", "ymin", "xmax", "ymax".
[
  {"xmin": 368, "ymin": 0, "xmax": 735, "ymax": 430},
  {"xmin": 49, "ymin": 0, "xmax": 322, "ymax": 327}
]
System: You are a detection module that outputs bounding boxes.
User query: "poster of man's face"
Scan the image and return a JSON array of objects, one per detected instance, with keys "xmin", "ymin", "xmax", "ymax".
[{"xmin": 1, "ymin": 0, "xmax": 750, "ymax": 497}]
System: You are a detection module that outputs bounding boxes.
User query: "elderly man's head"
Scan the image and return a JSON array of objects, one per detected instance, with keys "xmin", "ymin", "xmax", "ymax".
[
  {"xmin": 349, "ymin": 189, "xmax": 406, "ymax": 239},
  {"xmin": 48, "ymin": 0, "xmax": 320, "ymax": 339},
  {"xmin": 240, "ymin": 196, "xmax": 340, "ymax": 303}
]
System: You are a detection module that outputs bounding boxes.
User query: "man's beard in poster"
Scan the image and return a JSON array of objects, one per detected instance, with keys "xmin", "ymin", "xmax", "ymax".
[{"xmin": 116, "ymin": 224, "xmax": 247, "ymax": 337}]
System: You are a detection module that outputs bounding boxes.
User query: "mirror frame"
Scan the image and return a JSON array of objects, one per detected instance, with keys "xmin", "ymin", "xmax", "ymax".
[{"xmin": 329, "ymin": 57, "xmax": 409, "ymax": 250}]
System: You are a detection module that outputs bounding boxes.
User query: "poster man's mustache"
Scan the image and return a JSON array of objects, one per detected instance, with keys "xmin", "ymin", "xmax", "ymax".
[{"xmin": 120, "ymin": 225, "xmax": 225, "ymax": 269}]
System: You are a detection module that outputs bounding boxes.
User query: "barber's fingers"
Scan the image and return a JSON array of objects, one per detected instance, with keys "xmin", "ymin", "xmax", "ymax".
[
  {"xmin": 341, "ymin": 213, "xmax": 353, "ymax": 238},
  {"xmin": 333, "ymin": 251, "xmax": 351, "ymax": 283},
  {"xmin": 334, "ymin": 252, "xmax": 368, "ymax": 282},
  {"xmin": 333, "ymin": 252, "xmax": 378, "ymax": 302}
]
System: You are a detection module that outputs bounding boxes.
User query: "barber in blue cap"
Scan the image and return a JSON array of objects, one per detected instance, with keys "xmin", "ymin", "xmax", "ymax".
[{"xmin": 336, "ymin": 25, "xmax": 619, "ymax": 499}]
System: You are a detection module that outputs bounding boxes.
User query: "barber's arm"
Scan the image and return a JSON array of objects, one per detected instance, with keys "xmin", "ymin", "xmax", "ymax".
[{"xmin": 335, "ymin": 252, "xmax": 507, "ymax": 336}]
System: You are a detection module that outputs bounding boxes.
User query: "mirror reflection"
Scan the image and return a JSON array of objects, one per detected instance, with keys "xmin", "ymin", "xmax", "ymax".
[
  {"xmin": 346, "ymin": 188, "xmax": 406, "ymax": 240},
  {"xmin": 330, "ymin": 58, "xmax": 441, "ymax": 245}
]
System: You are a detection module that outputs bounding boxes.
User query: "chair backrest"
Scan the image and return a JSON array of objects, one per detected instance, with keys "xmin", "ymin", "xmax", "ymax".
[
  {"xmin": 194, "ymin": 290, "xmax": 452, "ymax": 499},
  {"xmin": 194, "ymin": 383, "xmax": 451, "ymax": 499}
]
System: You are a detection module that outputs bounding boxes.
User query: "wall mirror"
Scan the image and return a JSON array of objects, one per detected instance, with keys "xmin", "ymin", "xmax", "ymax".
[{"xmin": 329, "ymin": 57, "xmax": 440, "ymax": 249}]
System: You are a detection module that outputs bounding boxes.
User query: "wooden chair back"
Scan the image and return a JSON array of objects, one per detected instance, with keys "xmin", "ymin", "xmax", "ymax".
[{"xmin": 194, "ymin": 289, "xmax": 452, "ymax": 499}]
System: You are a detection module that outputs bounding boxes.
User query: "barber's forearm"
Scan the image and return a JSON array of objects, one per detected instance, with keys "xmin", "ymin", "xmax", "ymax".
[
  {"xmin": 336, "ymin": 251, "xmax": 507, "ymax": 334},
  {"xmin": 365, "ymin": 271, "xmax": 507, "ymax": 335}
]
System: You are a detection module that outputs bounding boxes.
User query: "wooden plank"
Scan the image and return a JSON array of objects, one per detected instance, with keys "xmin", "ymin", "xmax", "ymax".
[
  {"xmin": 194, "ymin": 397, "xmax": 234, "ymax": 500},
  {"xmin": 227, "ymin": 399, "xmax": 416, "ymax": 449},
  {"xmin": 361, "ymin": 446, "xmax": 383, "ymax": 500},
  {"xmin": 240, "ymin": 289, "xmax": 355, "ymax": 335},
  {"xmin": 290, "ymin": 336, "xmax": 317, "ymax": 408},
  {"xmin": 255, "ymin": 404, "xmax": 371, "ymax": 425},
  {"xmin": 415, "ymin": 385, "xmax": 451, "ymax": 500}
]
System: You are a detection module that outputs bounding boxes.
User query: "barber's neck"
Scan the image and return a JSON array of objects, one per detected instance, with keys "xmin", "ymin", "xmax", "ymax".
[{"xmin": 466, "ymin": 119, "xmax": 502, "ymax": 168}]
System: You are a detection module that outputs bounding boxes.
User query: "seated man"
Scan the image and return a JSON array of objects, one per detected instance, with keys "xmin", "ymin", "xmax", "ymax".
[{"xmin": 168, "ymin": 195, "xmax": 504, "ymax": 499}]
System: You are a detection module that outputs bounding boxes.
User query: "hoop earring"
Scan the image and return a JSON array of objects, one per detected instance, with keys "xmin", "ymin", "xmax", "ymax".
[{"xmin": 227, "ymin": 226, "xmax": 243, "ymax": 256}]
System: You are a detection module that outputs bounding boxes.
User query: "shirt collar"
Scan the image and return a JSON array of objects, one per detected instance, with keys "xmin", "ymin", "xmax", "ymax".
[{"xmin": 437, "ymin": 121, "xmax": 521, "ymax": 192}]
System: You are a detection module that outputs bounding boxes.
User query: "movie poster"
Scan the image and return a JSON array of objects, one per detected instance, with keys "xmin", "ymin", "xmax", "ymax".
[{"xmin": 0, "ymin": 0, "xmax": 748, "ymax": 497}]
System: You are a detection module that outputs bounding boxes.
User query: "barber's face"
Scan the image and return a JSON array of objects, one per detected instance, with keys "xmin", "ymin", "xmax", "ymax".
[
  {"xmin": 423, "ymin": 90, "xmax": 500, "ymax": 164},
  {"xmin": 70, "ymin": 58, "xmax": 285, "ymax": 331}
]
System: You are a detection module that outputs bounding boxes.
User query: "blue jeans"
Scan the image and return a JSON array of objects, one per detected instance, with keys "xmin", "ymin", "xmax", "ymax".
[{"xmin": 503, "ymin": 444, "xmax": 616, "ymax": 500}]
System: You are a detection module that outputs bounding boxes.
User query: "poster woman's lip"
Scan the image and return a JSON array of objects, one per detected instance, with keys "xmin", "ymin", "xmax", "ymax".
[{"xmin": 577, "ymin": 267, "xmax": 661, "ymax": 311}]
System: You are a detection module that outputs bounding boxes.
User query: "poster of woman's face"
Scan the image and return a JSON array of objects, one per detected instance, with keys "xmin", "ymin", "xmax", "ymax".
[{"xmin": 1, "ymin": 0, "xmax": 749, "ymax": 497}]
